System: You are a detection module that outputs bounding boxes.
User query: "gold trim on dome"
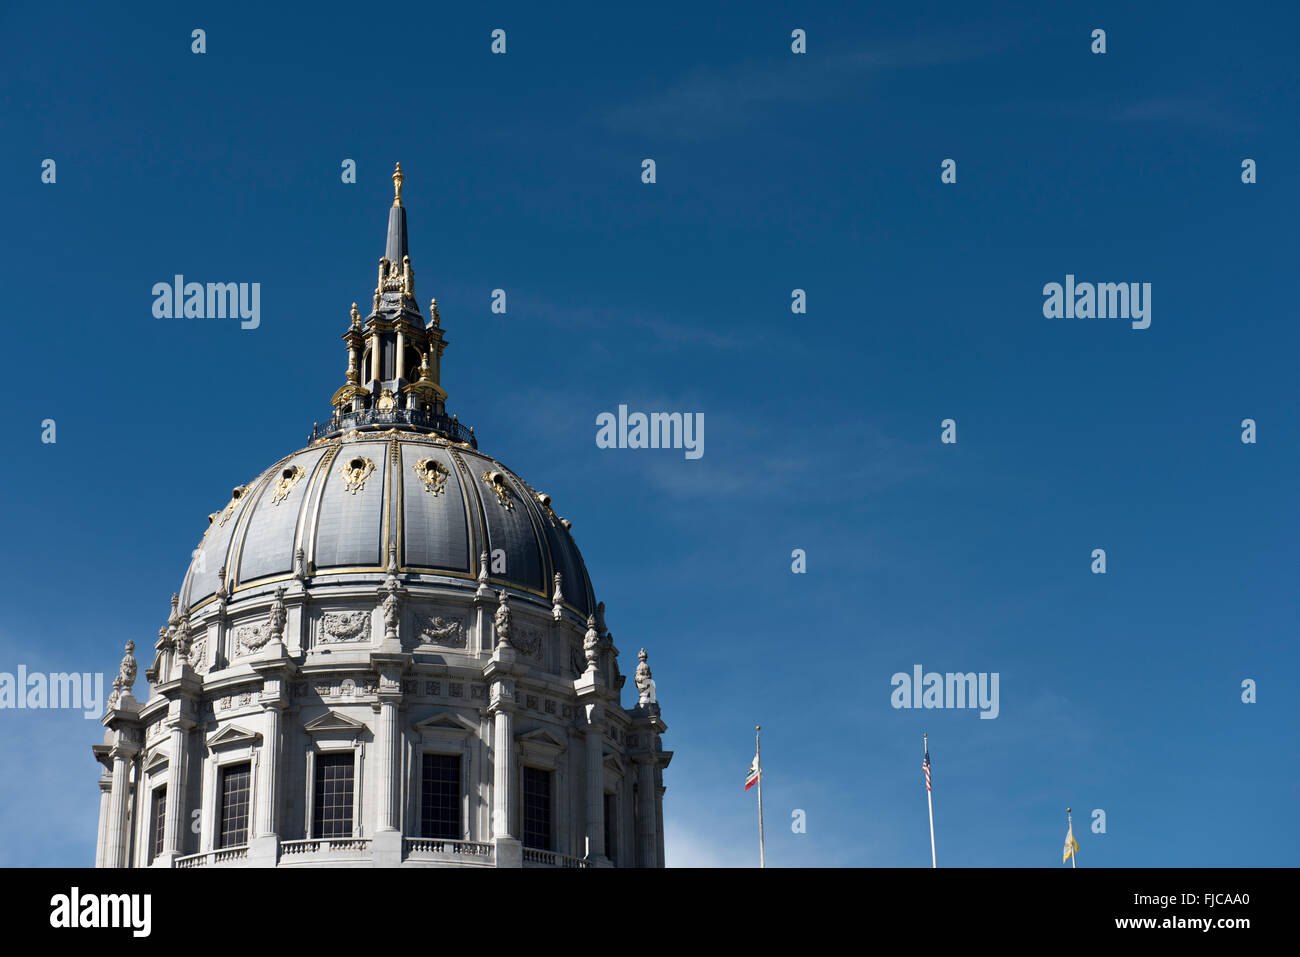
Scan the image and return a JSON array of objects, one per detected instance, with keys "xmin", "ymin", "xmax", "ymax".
[
  {"xmin": 211, "ymin": 456, "xmax": 285, "ymax": 600},
  {"xmin": 535, "ymin": 492, "xmax": 559, "ymax": 528},
  {"xmin": 415, "ymin": 457, "xmax": 450, "ymax": 495},
  {"xmin": 228, "ymin": 565, "xmax": 535, "ymax": 597},
  {"xmin": 340, "ymin": 455, "xmax": 377, "ymax": 494},
  {"xmin": 272, "ymin": 465, "xmax": 306, "ymax": 505},
  {"xmin": 302, "ymin": 444, "xmax": 343, "ymax": 578},
  {"xmin": 481, "ymin": 470, "xmax": 514, "ymax": 509},
  {"xmin": 401, "ymin": 380, "xmax": 447, "ymax": 402},
  {"xmin": 331, "ymin": 383, "xmax": 370, "ymax": 408},
  {"xmin": 501, "ymin": 468, "xmax": 555, "ymax": 596},
  {"xmin": 376, "ymin": 389, "xmax": 396, "ymax": 412},
  {"xmin": 218, "ymin": 486, "xmax": 248, "ymax": 528}
]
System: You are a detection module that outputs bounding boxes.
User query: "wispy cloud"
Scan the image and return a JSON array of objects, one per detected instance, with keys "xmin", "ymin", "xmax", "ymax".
[
  {"xmin": 664, "ymin": 822, "xmax": 753, "ymax": 868},
  {"xmin": 499, "ymin": 380, "xmax": 933, "ymax": 503},
  {"xmin": 1113, "ymin": 95, "xmax": 1256, "ymax": 133},
  {"xmin": 1026, "ymin": 91, "xmax": 1259, "ymax": 134},
  {"xmin": 624, "ymin": 412, "xmax": 932, "ymax": 502},
  {"xmin": 605, "ymin": 34, "xmax": 1011, "ymax": 139},
  {"xmin": 524, "ymin": 297, "xmax": 757, "ymax": 354}
]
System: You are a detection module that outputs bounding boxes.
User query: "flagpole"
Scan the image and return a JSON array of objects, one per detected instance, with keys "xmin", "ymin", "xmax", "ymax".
[
  {"xmin": 1068, "ymin": 808, "xmax": 1076, "ymax": 868},
  {"xmin": 756, "ymin": 725, "xmax": 766, "ymax": 869},
  {"xmin": 924, "ymin": 732, "xmax": 936, "ymax": 868}
]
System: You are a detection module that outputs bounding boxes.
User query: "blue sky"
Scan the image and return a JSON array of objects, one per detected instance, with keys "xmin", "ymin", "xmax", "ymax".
[{"xmin": 1, "ymin": 1, "xmax": 1297, "ymax": 866}]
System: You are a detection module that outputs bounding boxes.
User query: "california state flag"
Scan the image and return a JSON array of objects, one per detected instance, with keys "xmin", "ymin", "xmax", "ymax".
[
  {"xmin": 1063, "ymin": 823, "xmax": 1080, "ymax": 863},
  {"xmin": 745, "ymin": 752, "xmax": 760, "ymax": 791}
]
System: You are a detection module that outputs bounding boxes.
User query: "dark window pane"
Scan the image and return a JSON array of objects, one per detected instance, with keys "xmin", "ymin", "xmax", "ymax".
[
  {"xmin": 219, "ymin": 764, "xmax": 251, "ymax": 848},
  {"xmin": 313, "ymin": 753, "xmax": 355, "ymax": 839},
  {"xmin": 421, "ymin": 754, "xmax": 462, "ymax": 839},
  {"xmin": 522, "ymin": 766, "xmax": 552, "ymax": 851},
  {"xmin": 150, "ymin": 787, "xmax": 167, "ymax": 862}
]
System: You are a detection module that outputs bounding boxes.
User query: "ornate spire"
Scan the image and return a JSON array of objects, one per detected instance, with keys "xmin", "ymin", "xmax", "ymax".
[
  {"xmin": 385, "ymin": 164, "xmax": 410, "ymax": 266},
  {"xmin": 311, "ymin": 163, "xmax": 475, "ymax": 449}
]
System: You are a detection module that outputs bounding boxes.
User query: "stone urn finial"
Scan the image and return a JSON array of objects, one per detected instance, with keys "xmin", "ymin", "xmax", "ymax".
[
  {"xmin": 583, "ymin": 615, "xmax": 600, "ymax": 672},
  {"xmin": 119, "ymin": 641, "xmax": 138, "ymax": 698},
  {"xmin": 268, "ymin": 586, "xmax": 288, "ymax": 641},
  {"xmin": 494, "ymin": 590, "xmax": 513, "ymax": 649},
  {"xmin": 635, "ymin": 648, "xmax": 657, "ymax": 707},
  {"xmin": 551, "ymin": 572, "xmax": 564, "ymax": 621}
]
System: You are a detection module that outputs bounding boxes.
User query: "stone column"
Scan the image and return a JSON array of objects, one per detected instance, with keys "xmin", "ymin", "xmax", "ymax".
[
  {"xmin": 492, "ymin": 702, "xmax": 514, "ymax": 837},
  {"xmin": 370, "ymin": 663, "xmax": 405, "ymax": 867},
  {"xmin": 250, "ymin": 658, "xmax": 293, "ymax": 867},
  {"xmin": 105, "ymin": 744, "xmax": 136, "ymax": 868},
  {"xmin": 375, "ymin": 695, "xmax": 399, "ymax": 831},
  {"xmin": 95, "ymin": 776, "xmax": 113, "ymax": 868},
  {"xmin": 574, "ymin": 656, "xmax": 606, "ymax": 864},
  {"xmin": 253, "ymin": 706, "xmax": 282, "ymax": 840},
  {"xmin": 583, "ymin": 705, "xmax": 605, "ymax": 862},
  {"xmin": 486, "ymin": 679, "xmax": 522, "ymax": 867},
  {"xmin": 160, "ymin": 718, "xmax": 192, "ymax": 864},
  {"xmin": 636, "ymin": 757, "xmax": 657, "ymax": 869},
  {"xmin": 484, "ymin": 639, "xmax": 522, "ymax": 868}
]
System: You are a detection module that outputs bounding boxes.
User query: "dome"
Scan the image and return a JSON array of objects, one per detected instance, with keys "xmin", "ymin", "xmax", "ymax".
[
  {"xmin": 92, "ymin": 164, "xmax": 669, "ymax": 872},
  {"xmin": 181, "ymin": 435, "xmax": 595, "ymax": 618}
]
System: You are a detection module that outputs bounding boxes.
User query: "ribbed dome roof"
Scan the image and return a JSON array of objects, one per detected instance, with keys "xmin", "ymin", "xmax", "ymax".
[
  {"xmin": 177, "ymin": 165, "xmax": 596, "ymax": 620},
  {"xmin": 181, "ymin": 433, "xmax": 594, "ymax": 616}
]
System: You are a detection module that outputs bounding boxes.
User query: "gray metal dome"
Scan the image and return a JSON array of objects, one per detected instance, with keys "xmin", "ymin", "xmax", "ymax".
[{"xmin": 181, "ymin": 434, "xmax": 595, "ymax": 618}]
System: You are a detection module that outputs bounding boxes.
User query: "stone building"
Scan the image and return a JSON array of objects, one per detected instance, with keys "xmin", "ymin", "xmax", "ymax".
[{"xmin": 92, "ymin": 165, "xmax": 671, "ymax": 868}]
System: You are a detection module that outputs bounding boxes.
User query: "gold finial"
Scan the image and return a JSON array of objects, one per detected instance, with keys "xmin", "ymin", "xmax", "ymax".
[
  {"xmin": 429, "ymin": 297, "xmax": 441, "ymax": 326},
  {"xmin": 392, "ymin": 162, "xmax": 405, "ymax": 207}
]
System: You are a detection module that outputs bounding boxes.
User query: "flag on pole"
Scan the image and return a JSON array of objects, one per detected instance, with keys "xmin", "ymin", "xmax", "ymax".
[
  {"xmin": 745, "ymin": 752, "xmax": 760, "ymax": 791},
  {"xmin": 1063, "ymin": 822, "xmax": 1079, "ymax": 863},
  {"xmin": 922, "ymin": 734, "xmax": 937, "ymax": 867}
]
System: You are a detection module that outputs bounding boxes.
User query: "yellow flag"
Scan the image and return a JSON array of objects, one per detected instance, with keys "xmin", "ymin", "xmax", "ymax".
[{"xmin": 1063, "ymin": 823, "xmax": 1080, "ymax": 862}]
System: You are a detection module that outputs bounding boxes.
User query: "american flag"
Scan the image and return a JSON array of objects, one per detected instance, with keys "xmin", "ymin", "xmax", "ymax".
[{"xmin": 922, "ymin": 747, "xmax": 932, "ymax": 792}]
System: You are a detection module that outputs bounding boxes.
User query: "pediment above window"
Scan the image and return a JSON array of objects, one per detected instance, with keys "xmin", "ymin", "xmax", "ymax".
[
  {"xmin": 303, "ymin": 710, "xmax": 369, "ymax": 739},
  {"xmin": 412, "ymin": 711, "xmax": 478, "ymax": 736},
  {"xmin": 517, "ymin": 726, "xmax": 566, "ymax": 768},
  {"xmin": 207, "ymin": 724, "xmax": 262, "ymax": 752}
]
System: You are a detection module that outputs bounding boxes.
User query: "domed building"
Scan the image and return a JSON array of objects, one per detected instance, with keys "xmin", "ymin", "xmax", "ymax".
[{"xmin": 91, "ymin": 165, "xmax": 670, "ymax": 868}]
